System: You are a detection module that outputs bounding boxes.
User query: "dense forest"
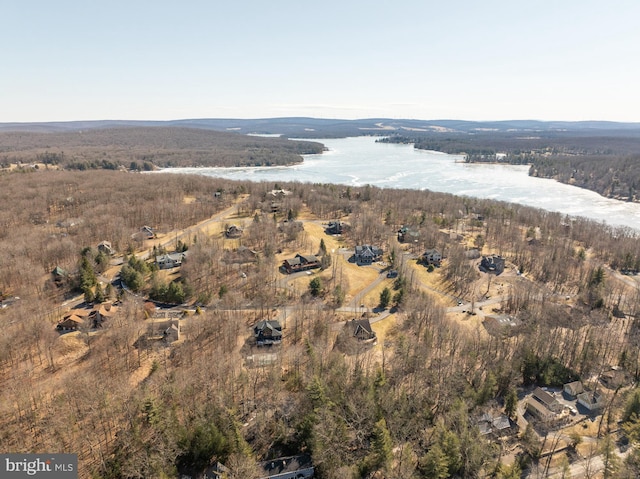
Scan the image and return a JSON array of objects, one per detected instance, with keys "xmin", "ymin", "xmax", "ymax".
[
  {"xmin": 3, "ymin": 164, "xmax": 640, "ymax": 478},
  {"xmin": 0, "ymin": 127, "xmax": 324, "ymax": 170}
]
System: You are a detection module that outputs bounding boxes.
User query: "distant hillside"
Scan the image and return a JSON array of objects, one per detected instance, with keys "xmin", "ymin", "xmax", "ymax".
[
  {"xmin": 0, "ymin": 127, "xmax": 324, "ymax": 169},
  {"xmin": 2, "ymin": 117, "xmax": 640, "ymax": 137}
]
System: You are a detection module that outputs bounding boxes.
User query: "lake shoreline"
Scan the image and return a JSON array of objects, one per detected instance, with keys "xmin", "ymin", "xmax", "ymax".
[{"xmin": 152, "ymin": 136, "xmax": 640, "ymax": 230}]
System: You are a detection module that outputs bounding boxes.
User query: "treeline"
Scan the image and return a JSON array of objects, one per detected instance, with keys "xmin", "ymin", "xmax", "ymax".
[
  {"xmin": 0, "ymin": 127, "xmax": 324, "ymax": 170},
  {"xmin": 530, "ymin": 154, "xmax": 640, "ymax": 201},
  {"xmin": 381, "ymin": 132, "xmax": 640, "ymax": 201}
]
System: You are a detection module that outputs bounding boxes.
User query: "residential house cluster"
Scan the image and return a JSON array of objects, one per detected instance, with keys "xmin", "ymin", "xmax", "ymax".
[{"xmin": 525, "ymin": 381, "xmax": 607, "ymax": 426}]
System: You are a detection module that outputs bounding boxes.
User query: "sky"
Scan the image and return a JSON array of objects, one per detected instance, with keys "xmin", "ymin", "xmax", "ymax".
[{"xmin": 3, "ymin": 1, "xmax": 640, "ymax": 123}]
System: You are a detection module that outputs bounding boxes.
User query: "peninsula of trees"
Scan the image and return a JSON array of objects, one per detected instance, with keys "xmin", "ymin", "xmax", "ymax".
[
  {"xmin": 380, "ymin": 128, "xmax": 640, "ymax": 203},
  {"xmin": 0, "ymin": 127, "xmax": 324, "ymax": 170}
]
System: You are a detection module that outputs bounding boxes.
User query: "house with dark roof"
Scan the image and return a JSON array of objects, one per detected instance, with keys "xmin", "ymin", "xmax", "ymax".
[
  {"xmin": 51, "ymin": 266, "xmax": 68, "ymax": 285},
  {"xmin": 525, "ymin": 398, "xmax": 555, "ymax": 422},
  {"xmin": 326, "ymin": 221, "xmax": 343, "ymax": 235},
  {"xmin": 354, "ymin": 245, "xmax": 383, "ymax": 265},
  {"xmin": 532, "ymin": 387, "xmax": 562, "ymax": 413},
  {"xmin": 600, "ymin": 367, "xmax": 628, "ymax": 389},
  {"xmin": 222, "ymin": 246, "xmax": 258, "ymax": 264},
  {"xmin": 282, "ymin": 253, "xmax": 320, "ymax": 274},
  {"xmin": 350, "ymin": 318, "xmax": 376, "ymax": 342},
  {"xmin": 225, "ymin": 225, "xmax": 243, "ymax": 238},
  {"xmin": 477, "ymin": 412, "xmax": 516, "ymax": 437},
  {"xmin": 203, "ymin": 462, "xmax": 228, "ymax": 479},
  {"xmin": 141, "ymin": 226, "xmax": 155, "ymax": 239},
  {"xmin": 421, "ymin": 248, "xmax": 442, "ymax": 266},
  {"xmin": 479, "ymin": 255, "xmax": 505, "ymax": 275},
  {"xmin": 254, "ymin": 320, "xmax": 283, "ymax": 346},
  {"xmin": 258, "ymin": 454, "xmax": 314, "ymax": 479}
]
